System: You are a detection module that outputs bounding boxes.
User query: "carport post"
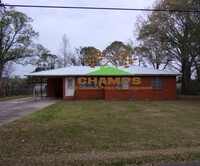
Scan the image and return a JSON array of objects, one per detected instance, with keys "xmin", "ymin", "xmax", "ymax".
[
  {"xmin": 33, "ymin": 78, "xmax": 36, "ymax": 101},
  {"xmin": 40, "ymin": 78, "xmax": 43, "ymax": 99}
]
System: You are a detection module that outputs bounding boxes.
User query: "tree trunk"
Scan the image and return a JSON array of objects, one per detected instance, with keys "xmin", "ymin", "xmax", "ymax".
[
  {"xmin": 197, "ymin": 67, "xmax": 200, "ymax": 83},
  {"xmin": 0, "ymin": 62, "xmax": 4, "ymax": 78},
  {"xmin": 194, "ymin": 61, "xmax": 200, "ymax": 83},
  {"xmin": 156, "ymin": 63, "xmax": 159, "ymax": 69},
  {"xmin": 181, "ymin": 59, "xmax": 191, "ymax": 94}
]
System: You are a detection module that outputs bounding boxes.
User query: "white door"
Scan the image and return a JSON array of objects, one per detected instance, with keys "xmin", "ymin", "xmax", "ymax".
[{"xmin": 65, "ymin": 77, "xmax": 75, "ymax": 96}]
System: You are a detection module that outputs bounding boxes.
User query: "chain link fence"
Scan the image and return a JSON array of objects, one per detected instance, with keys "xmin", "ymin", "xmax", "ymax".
[{"xmin": 0, "ymin": 78, "xmax": 33, "ymax": 97}]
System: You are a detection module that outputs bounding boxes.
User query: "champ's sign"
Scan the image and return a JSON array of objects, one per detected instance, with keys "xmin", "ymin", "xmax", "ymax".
[
  {"xmin": 75, "ymin": 77, "xmax": 152, "ymax": 90},
  {"xmin": 82, "ymin": 50, "xmax": 137, "ymax": 68},
  {"xmin": 69, "ymin": 50, "xmax": 152, "ymax": 90}
]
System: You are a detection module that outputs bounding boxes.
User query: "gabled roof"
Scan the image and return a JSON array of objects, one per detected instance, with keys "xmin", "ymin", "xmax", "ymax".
[
  {"xmin": 26, "ymin": 66, "xmax": 180, "ymax": 77},
  {"xmin": 88, "ymin": 66, "xmax": 132, "ymax": 75}
]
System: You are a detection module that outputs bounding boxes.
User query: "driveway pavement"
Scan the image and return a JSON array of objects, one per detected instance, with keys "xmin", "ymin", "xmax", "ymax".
[{"xmin": 0, "ymin": 97, "xmax": 60, "ymax": 126}]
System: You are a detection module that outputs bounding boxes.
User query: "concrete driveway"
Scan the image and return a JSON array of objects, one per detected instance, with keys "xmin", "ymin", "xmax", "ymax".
[{"xmin": 0, "ymin": 97, "xmax": 60, "ymax": 126}]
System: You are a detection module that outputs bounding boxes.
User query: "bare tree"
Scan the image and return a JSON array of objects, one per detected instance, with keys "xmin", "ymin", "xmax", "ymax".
[
  {"xmin": 70, "ymin": 52, "xmax": 78, "ymax": 66},
  {"xmin": 60, "ymin": 34, "xmax": 72, "ymax": 66},
  {"xmin": 2, "ymin": 61, "xmax": 16, "ymax": 78},
  {"xmin": 127, "ymin": 39, "xmax": 146, "ymax": 67},
  {"xmin": 0, "ymin": 61, "xmax": 16, "ymax": 96},
  {"xmin": 56, "ymin": 55, "xmax": 65, "ymax": 68},
  {"xmin": 75, "ymin": 47, "xmax": 85, "ymax": 66}
]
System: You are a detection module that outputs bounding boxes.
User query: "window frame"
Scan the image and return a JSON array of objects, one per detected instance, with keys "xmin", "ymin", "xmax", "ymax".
[
  {"xmin": 79, "ymin": 77, "xmax": 100, "ymax": 90},
  {"xmin": 67, "ymin": 79, "xmax": 73, "ymax": 89},
  {"xmin": 151, "ymin": 77, "xmax": 164, "ymax": 90},
  {"xmin": 116, "ymin": 78, "xmax": 130, "ymax": 90}
]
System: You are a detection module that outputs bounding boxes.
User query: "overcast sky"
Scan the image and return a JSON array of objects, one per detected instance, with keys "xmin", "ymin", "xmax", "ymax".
[{"xmin": 4, "ymin": 0, "xmax": 156, "ymax": 76}]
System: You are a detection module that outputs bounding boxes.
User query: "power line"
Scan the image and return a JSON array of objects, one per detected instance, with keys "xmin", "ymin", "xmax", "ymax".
[{"xmin": 2, "ymin": 4, "xmax": 200, "ymax": 13}]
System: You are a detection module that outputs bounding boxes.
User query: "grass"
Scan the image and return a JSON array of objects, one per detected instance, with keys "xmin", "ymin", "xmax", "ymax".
[{"xmin": 0, "ymin": 99, "xmax": 200, "ymax": 165}]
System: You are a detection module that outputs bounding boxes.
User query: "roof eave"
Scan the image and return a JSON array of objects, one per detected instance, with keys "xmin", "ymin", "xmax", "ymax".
[{"xmin": 26, "ymin": 74, "xmax": 180, "ymax": 77}]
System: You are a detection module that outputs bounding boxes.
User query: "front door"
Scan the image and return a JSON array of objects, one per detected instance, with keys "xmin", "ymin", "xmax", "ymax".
[{"xmin": 65, "ymin": 77, "xmax": 75, "ymax": 97}]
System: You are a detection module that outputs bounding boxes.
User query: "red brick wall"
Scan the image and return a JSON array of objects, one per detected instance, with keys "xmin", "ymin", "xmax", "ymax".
[
  {"xmin": 62, "ymin": 77, "xmax": 105, "ymax": 100},
  {"xmin": 75, "ymin": 90, "xmax": 105, "ymax": 100},
  {"xmin": 105, "ymin": 76, "xmax": 176, "ymax": 100},
  {"xmin": 68, "ymin": 76, "xmax": 177, "ymax": 100}
]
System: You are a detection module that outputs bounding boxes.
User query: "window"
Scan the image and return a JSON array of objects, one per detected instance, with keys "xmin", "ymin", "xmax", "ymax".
[
  {"xmin": 152, "ymin": 77, "xmax": 163, "ymax": 89},
  {"xmin": 79, "ymin": 77, "xmax": 99, "ymax": 90},
  {"xmin": 80, "ymin": 83, "xmax": 99, "ymax": 89},
  {"xmin": 84, "ymin": 82, "xmax": 99, "ymax": 89},
  {"xmin": 116, "ymin": 78, "xmax": 130, "ymax": 90},
  {"xmin": 67, "ymin": 79, "xmax": 73, "ymax": 89}
]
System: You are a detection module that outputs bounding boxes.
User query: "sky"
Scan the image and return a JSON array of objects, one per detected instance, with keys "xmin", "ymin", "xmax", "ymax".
[{"xmin": 4, "ymin": 0, "xmax": 156, "ymax": 77}]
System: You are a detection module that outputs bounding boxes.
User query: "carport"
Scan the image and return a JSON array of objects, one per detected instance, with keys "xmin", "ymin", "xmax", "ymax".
[
  {"xmin": 46, "ymin": 77, "xmax": 63, "ymax": 98},
  {"xmin": 30, "ymin": 77, "xmax": 64, "ymax": 100}
]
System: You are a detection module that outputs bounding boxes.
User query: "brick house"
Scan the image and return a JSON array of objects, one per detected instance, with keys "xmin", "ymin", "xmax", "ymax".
[{"xmin": 27, "ymin": 66, "xmax": 179, "ymax": 100}]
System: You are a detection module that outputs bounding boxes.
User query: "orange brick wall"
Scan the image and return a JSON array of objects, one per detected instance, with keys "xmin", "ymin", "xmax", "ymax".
[{"xmin": 71, "ymin": 76, "xmax": 177, "ymax": 100}]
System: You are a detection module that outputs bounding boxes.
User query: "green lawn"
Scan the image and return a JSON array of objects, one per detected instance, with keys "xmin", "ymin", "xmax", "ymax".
[{"xmin": 0, "ymin": 100, "xmax": 200, "ymax": 165}]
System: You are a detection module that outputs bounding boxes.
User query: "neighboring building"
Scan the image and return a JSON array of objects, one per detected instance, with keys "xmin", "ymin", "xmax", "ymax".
[{"xmin": 27, "ymin": 66, "xmax": 180, "ymax": 100}]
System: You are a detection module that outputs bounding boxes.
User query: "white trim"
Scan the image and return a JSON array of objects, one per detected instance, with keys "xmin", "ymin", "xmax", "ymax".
[
  {"xmin": 65, "ymin": 77, "xmax": 75, "ymax": 97},
  {"xmin": 26, "ymin": 66, "xmax": 180, "ymax": 77}
]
